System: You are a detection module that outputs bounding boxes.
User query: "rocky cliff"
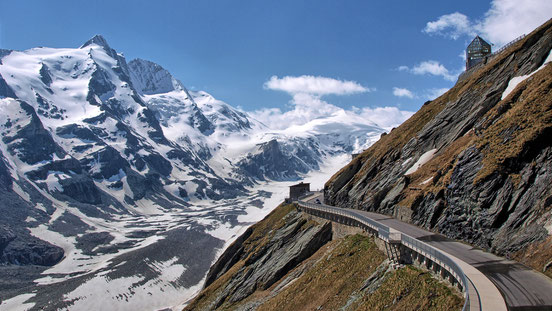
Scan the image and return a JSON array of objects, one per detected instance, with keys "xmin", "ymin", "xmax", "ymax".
[
  {"xmin": 325, "ymin": 19, "xmax": 552, "ymax": 276},
  {"xmin": 185, "ymin": 204, "xmax": 463, "ymax": 310}
]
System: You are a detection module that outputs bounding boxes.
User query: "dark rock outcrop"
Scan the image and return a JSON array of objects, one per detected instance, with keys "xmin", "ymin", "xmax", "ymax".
[
  {"xmin": 0, "ymin": 73, "xmax": 16, "ymax": 98},
  {"xmin": 204, "ymin": 227, "xmax": 254, "ymax": 287},
  {"xmin": 236, "ymin": 139, "xmax": 320, "ymax": 181},
  {"xmin": 197, "ymin": 205, "xmax": 332, "ymax": 309},
  {"xmin": 2, "ymin": 236, "xmax": 64, "ymax": 266},
  {"xmin": 39, "ymin": 63, "xmax": 53, "ymax": 87},
  {"xmin": 0, "ymin": 153, "xmax": 13, "ymax": 190},
  {"xmin": 2, "ymin": 101, "xmax": 65, "ymax": 165}
]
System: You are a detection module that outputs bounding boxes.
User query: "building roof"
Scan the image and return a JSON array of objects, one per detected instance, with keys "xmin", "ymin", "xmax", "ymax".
[
  {"xmin": 468, "ymin": 35, "xmax": 491, "ymax": 49},
  {"xmin": 289, "ymin": 182, "xmax": 310, "ymax": 188}
]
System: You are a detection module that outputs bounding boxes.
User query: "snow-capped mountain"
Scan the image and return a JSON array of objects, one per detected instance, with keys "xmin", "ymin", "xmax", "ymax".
[
  {"xmin": 0, "ymin": 35, "xmax": 385, "ymax": 310},
  {"xmin": 129, "ymin": 58, "xmax": 383, "ymax": 185}
]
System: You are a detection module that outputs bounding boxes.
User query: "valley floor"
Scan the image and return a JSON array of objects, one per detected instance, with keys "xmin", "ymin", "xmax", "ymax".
[{"xmin": 0, "ymin": 156, "xmax": 351, "ymax": 311}]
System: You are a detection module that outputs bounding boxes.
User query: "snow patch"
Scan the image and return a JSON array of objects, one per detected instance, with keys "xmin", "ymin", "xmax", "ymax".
[
  {"xmin": 501, "ymin": 48, "xmax": 552, "ymax": 100},
  {"xmin": 12, "ymin": 182, "xmax": 31, "ymax": 202},
  {"xmin": 420, "ymin": 177, "xmax": 433, "ymax": 185},
  {"xmin": 0, "ymin": 293, "xmax": 35, "ymax": 311},
  {"xmin": 61, "ymin": 257, "xmax": 196, "ymax": 311},
  {"xmin": 35, "ymin": 203, "xmax": 47, "ymax": 213},
  {"xmin": 107, "ymin": 169, "xmax": 126, "ymax": 182},
  {"xmin": 405, "ymin": 149, "xmax": 437, "ymax": 175},
  {"xmin": 44, "ymin": 171, "xmax": 69, "ymax": 192},
  {"xmin": 546, "ymin": 218, "xmax": 552, "ymax": 235}
]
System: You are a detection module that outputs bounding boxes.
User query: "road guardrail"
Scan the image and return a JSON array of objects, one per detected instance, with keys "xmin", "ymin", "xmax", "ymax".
[{"xmin": 296, "ymin": 200, "xmax": 473, "ymax": 311}]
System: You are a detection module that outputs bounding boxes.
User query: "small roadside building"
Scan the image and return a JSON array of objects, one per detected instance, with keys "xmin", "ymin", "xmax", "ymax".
[
  {"xmin": 466, "ymin": 35, "xmax": 492, "ymax": 70},
  {"xmin": 288, "ymin": 182, "xmax": 310, "ymax": 201}
]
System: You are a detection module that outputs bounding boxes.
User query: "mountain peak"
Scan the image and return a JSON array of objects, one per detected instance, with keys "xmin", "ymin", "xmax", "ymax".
[{"xmin": 80, "ymin": 34, "xmax": 112, "ymax": 50}]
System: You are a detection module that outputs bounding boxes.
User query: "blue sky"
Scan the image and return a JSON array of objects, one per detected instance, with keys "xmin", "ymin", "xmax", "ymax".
[{"xmin": 0, "ymin": 0, "xmax": 550, "ymax": 128}]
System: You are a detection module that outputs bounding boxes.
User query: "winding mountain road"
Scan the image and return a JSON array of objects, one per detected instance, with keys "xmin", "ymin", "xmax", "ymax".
[{"xmin": 303, "ymin": 193, "xmax": 552, "ymax": 311}]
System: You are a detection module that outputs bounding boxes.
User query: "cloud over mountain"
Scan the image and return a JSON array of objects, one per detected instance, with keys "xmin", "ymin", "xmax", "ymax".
[
  {"xmin": 252, "ymin": 75, "xmax": 411, "ymax": 131},
  {"xmin": 263, "ymin": 75, "xmax": 372, "ymax": 96}
]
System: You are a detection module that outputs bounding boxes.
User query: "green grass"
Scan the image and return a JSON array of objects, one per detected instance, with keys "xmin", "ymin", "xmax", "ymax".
[
  {"xmin": 352, "ymin": 265, "xmax": 464, "ymax": 311},
  {"xmin": 256, "ymin": 234, "xmax": 387, "ymax": 311}
]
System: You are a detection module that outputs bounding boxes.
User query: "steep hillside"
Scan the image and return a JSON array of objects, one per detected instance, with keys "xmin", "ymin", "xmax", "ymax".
[
  {"xmin": 185, "ymin": 204, "xmax": 463, "ymax": 311},
  {"xmin": 325, "ymin": 18, "xmax": 552, "ymax": 275}
]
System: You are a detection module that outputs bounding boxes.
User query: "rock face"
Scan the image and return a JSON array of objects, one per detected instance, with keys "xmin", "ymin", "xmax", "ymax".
[
  {"xmin": 325, "ymin": 19, "xmax": 552, "ymax": 271},
  {"xmin": 128, "ymin": 58, "xmax": 186, "ymax": 95},
  {"xmin": 201, "ymin": 205, "xmax": 332, "ymax": 308},
  {"xmin": 0, "ymin": 157, "xmax": 64, "ymax": 267},
  {"xmin": 236, "ymin": 139, "xmax": 321, "ymax": 181}
]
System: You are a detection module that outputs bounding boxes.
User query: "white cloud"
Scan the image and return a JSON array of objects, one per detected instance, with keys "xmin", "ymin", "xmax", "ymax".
[
  {"xmin": 251, "ymin": 94, "xmax": 339, "ymax": 130},
  {"xmin": 458, "ymin": 50, "xmax": 467, "ymax": 62},
  {"xmin": 423, "ymin": 12, "xmax": 474, "ymax": 39},
  {"xmin": 355, "ymin": 106, "xmax": 414, "ymax": 129},
  {"xmin": 391, "ymin": 86, "xmax": 451, "ymax": 101},
  {"xmin": 393, "ymin": 87, "xmax": 415, "ymax": 98},
  {"xmin": 411, "ymin": 61, "xmax": 452, "ymax": 78},
  {"xmin": 253, "ymin": 75, "xmax": 412, "ymax": 131},
  {"xmin": 251, "ymin": 98, "xmax": 412, "ymax": 131},
  {"xmin": 423, "ymin": 0, "xmax": 552, "ymax": 47},
  {"xmin": 264, "ymin": 75, "xmax": 371, "ymax": 96},
  {"xmin": 478, "ymin": 0, "xmax": 552, "ymax": 46},
  {"xmin": 425, "ymin": 88, "xmax": 450, "ymax": 100},
  {"xmin": 399, "ymin": 61, "xmax": 458, "ymax": 81}
]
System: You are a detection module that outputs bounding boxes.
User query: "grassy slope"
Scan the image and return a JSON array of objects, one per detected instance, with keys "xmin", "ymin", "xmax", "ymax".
[
  {"xmin": 352, "ymin": 265, "xmax": 463, "ymax": 311},
  {"xmin": 513, "ymin": 235, "xmax": 552, "ymax": 279},
  {"xmin": 256, "ymin": 234, "xmax": 463, "ymax": 311},
  {"xmin": 256, "ymin": 234, "xmax": 386, "ymax": 311},
  {"xmin": 185, "ymin": 204, "xmax": 464, "ymax": 310}
]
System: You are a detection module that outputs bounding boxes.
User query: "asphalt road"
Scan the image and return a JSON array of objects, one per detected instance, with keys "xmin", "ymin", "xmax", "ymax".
[{"xmin": 307, "ymin": 194, "xmax": 552, "ymax": 310}]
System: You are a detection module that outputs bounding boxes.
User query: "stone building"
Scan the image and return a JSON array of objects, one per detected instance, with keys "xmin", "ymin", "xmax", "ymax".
[{"xmin": 288, "ymin": 182, "xmax": 310, "ymax": 201}]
